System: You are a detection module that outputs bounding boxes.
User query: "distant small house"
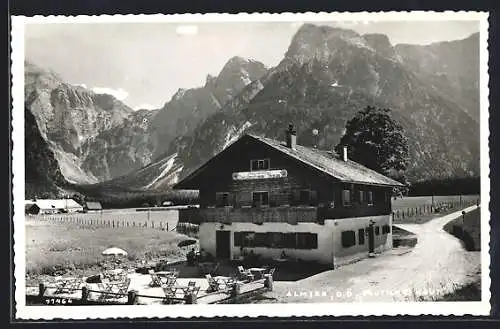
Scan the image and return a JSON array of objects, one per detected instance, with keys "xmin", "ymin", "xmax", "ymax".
[
  {"xmin": 162, "ymin": 201, "xmax": 174, "ymax": 206},
  {"xmin": 84, "ymin": 201, "xmax": 103, "ymax": 212},
  {"xmin": 24, "ymin": 199, "xmax": 84, "ymax": 215}
]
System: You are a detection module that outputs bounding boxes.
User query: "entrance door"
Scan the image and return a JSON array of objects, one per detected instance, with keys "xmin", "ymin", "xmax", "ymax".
[
  {"xmin": 367, "ymin": 224, "xmax": 375, "ymax": 253},
  {"xmin": 215, "ymin": 230, "xmax": 231, "ymax": 259}
]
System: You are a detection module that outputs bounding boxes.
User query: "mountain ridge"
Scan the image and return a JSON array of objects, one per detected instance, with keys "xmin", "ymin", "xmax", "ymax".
[{"xmin": 24, "ymin": 25, "xmax": 481, "ymax": 198}]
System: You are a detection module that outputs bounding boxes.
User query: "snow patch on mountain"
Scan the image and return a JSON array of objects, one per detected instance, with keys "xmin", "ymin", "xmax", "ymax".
[{"xmin": 222, "ymin": 121, "xmax": 253, "ymax": 150}]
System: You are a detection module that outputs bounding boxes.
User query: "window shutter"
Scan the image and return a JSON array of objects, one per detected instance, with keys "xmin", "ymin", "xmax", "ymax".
[
  {"xmin": 310, "ymin": 190, "xmax": 318, "ymax": 205},
  {"xmin": 292, "ymin": 190, "xmax": 300, "ymax": 205}
]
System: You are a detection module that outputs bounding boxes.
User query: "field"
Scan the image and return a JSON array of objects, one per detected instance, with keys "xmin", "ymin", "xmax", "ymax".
[
  {"xmin": 27, "ymin": 209, "xmax": 180, "ymax": 230},
  {"xmin": 392, "ymin": 195, "xmax": 479, "ymax": 210},
  {"xmin": 25, "ymin": 219, "xmax": 196, "ymax": 278},
  {"xmin": 392, "ymin": 195, "xmax": 479, "ymax": 224}
]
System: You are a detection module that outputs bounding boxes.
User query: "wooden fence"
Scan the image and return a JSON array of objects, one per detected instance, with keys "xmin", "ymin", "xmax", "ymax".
[
  {"xmin": 392, "ymin": 199, "xmax": 479, "ymax": 221},
  {"xmin": 27, "ymin": 275, "xmax": 273, "ymax": 306},
  {"xmin": 25, "ymin": 212, "xmax": 178, "ymax": 232},
  {"xmin": 176, "ymin": 223, "xmax": 200, "ymax": 238}
]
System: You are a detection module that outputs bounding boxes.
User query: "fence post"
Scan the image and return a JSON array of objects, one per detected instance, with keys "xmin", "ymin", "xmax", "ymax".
[
  {"xmin": 81, "ymin": 286, "xmax": 89, "ymax": 304},
  {"xmin": 38, "ymin": 282, "xmax": 46, "ymax": 301},
  {"xmin": 133, "ymin": 221, "xmax": 136, "ymax": 227},
  {"xmin": 264, "ymin": 274, "xmax": 274, "ymax": 291},
  {"xmin": 185, "ymin": 292, "xmax": 197, "ymax": 304},
  {"xmin": 152, "ymin": 222, "xmax": 154, "ymax": 229},
  {"xmin": 113, "ymin": 220, "xmax": 115, "ymax": 228},
  {"xmin": 167, "ymin": 222, "xmax": 169, "ymax": 231},
  {"xmin": 402, "ymin": 211, "xmax": 405, "ymax": 220},
  {"xmin": 231, "ymin": 282, "xmax": 241, "ymax": 298},
  {"xmin": 127, "ymin": 290, "xmax": 138, "ymax": 305}
]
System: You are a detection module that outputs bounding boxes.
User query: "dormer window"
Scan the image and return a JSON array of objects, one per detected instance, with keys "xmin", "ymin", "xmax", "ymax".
[{"xmin": 250, "ymin": 159, "xmax": 270, "ymax": 171}]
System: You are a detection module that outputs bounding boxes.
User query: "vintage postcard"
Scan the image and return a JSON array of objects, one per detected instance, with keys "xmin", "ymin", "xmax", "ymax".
[{"xmin": 11, "ymin": 11, "xmax": 490, "ymax": 319}]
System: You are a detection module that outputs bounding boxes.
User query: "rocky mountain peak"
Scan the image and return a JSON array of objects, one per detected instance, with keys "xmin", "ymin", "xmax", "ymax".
[
  {"xmin": 363, "ymin": 33, "xmax": 395, "ymax": 58},
  {"xmin": 285, "ymin": 24, "xmax": 373, "ymax": 64}
]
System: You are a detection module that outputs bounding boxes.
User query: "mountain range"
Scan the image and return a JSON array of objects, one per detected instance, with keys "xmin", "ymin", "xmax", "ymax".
[{"xmin": 24, "ymin": 24, "xmax": 480, "ymax": 198}]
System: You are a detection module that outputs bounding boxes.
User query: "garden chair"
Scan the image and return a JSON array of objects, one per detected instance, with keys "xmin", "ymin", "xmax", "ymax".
[
  {"xmin": 97, "ymin": 281, "xmax": 115, "ymax": 300},
  {"xmin": 237, "ymin": 266, "xmax": 254, "ymax": 282},
  {"xmin": 162, "ymin": 275, "xmax": 177, "ymax": 287},
  {"xmin": 54, "ymin": 277, "xmax": 81, "ymax": 294},
  {"xmin": 205, "ymin": 274, "xmax": 220, "ymax": 293},
  {"xmin": 148, "ymin": 270, "xmax": 162, "ymax": 287},
  {"xmin": 116, "ymin": 278, "xmax": 131, "ymax": 295},
  {"xmin": 162, "ymin": 286, "xmax": 177, "ymax": 304}
]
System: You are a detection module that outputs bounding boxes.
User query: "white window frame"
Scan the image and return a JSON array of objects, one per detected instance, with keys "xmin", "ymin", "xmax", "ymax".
[
  {"xmin": 252, "ymin": 191, "xmax": 269, "ymax": 206},
  {"xmin": 367, "ymin": 191, "xmax": 374, "ymax": 206},
  {"xmin": 215, "ymin": 192, "xmax": 231, "ymax": 207},
  {"xmin": 342, "ymin": 190, "xmax": 351, "ymax": 207},
  {"xmin": 250, "ymin": 158, "xmax": 270, "ymax": 171}
]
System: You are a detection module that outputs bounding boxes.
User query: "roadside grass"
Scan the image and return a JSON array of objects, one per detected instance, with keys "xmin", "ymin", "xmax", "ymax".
[
  {"xmin": 408, "ymin": 277, "xmax": 481, "ymax": 302},
  {"xmin": 26, "ymin": 220, "xmax": 196, "ymax": 277},
  {"xmin": 439, "ymin": 280, "xmax": 481, "ymax": 301}
]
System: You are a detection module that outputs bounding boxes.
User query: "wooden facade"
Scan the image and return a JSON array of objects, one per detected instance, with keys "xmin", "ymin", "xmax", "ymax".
[
  {"xmin": 176, "ymin": 134, "xmax": 394, "ymax": 225},
  {"xmin": 174, "ymin": 130, "xmax": 404, "ymax": 266}
]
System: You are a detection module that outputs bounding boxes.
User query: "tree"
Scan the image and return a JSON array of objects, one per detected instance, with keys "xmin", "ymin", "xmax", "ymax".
[{"xmin": 335, "ymin": 106, "xmax": 410, "ymax": 187}]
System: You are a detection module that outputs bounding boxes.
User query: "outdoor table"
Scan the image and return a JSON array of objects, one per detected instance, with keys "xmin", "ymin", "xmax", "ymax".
[
  {"xmin": 248, "ymin": 267, "xmax": 267, "ymax": 280},
  {"xmin": 155, "ymin": 271, "xmax": 174, "ymax": 277}
]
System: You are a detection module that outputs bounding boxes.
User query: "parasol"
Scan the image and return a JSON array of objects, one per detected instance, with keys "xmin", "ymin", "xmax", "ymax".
[
  {"xmin": 102, "ymin": 247, "xmax": 128, "ymax": 256},
  {"xmin": 177, "ymin": 239, "xmax": 197, "ymax": 248}
]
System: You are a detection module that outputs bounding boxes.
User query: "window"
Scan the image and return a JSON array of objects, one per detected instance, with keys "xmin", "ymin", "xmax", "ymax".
[
  {"xmin": 367, "ymin": 191, "xmax": 374, "ymax": 206},
  {"xmin": 342, "ymin": 190, "xmax": 351, "ymax": 207},
  {"xmin": 250, "ymin": 159, "xmax": 270, "ymax": 171},
  {"xmin": 234, "ymin": 231, "xmax": 254, "ymax": 247},
  {"xmin": 233, "ymin": 231, "xmax": 317, "ymax": 249},
  {"xmin": 234, "ymin": 232, "xmax": 243, "ymax": 246},
  {"xmin": 382, "ymin": 225, "xmax": 391, "ymax": 234},
  {"xmin": 296, "ymin": 233, "xmax": 318, "ymax": 249},
  {"xmin": 341, "ymin": 230, "xmax": 356, "ymax": 248},
  {"xmin": 252, "ymin": 191, "xmax": 269, "ymax": 206},
  {"xmin": 358, "ymin": 190, "xmax": 364, "ymax": 204},
  {"xmin": 375, "ymin": 226, "xmax": 380, "ymax": 236},
  {"xmin": 283, "ymin": 233, "xmax": 297, "ymax": 248},
  {"xmin": 358, "ymin": 228, "xmax": 365, "ymax": 245},
  {"xmin": 215, "ymin": 192, "xmax": 230, "ymax": 207},
  {"xmin": 300, "ymin": 190, "xmax": 310, "ymax": 204}
]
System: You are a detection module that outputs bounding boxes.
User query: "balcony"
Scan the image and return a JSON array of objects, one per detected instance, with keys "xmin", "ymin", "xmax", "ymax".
[
  {"xmin": 178, "ymin": 206, "xmax": 318, "ymax": 225},
  {"xmin": 179, "ymin": 203, "xmax": 392, "ymax": 225}
]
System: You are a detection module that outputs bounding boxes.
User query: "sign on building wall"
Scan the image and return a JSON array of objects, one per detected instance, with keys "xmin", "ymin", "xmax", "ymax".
[{"xmin": 232, "ymin": 169, "xmax": 288, "ymax": 180}]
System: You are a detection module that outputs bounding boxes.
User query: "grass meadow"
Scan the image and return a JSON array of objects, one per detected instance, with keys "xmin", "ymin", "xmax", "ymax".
[
  {"xmin": 392, "ymin": 195, "xmax": 479, "ymax": 211},
  {"xmin": 25, "ymin": 218, "xmax": 196, "ymax": 278}
]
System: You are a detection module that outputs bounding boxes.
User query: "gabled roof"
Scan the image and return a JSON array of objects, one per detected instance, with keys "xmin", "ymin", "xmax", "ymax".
[
  {"xmin": 249, "ymin": 134, "xmax": 405, "ymax": 187},
  {"xmin": 32, "ymin": 199, "xmax": 83, "ymax": 210},
  {"xmin": 85, "ymin": 201, "xmax": 103, "ymax": 210},
  {"xmin": 174, "ymin": 133, "xmax": 405, "ymax": 189}
]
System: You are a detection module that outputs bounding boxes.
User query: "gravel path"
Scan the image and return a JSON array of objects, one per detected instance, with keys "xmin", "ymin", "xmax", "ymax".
[{"xmin": 264, "ymin": 205, "xmax": 481, "ymax": 303}]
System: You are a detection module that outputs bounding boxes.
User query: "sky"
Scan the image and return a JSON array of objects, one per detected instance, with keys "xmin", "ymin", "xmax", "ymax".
[{"xmin": 24, "ymin": 20, "xmax": 480, "ymax": 110}]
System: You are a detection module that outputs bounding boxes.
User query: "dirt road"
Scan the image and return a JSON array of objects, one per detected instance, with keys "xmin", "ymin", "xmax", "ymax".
[{"xmin": 265, "ymin": 205, "xmax": 481, "ymax": 303}]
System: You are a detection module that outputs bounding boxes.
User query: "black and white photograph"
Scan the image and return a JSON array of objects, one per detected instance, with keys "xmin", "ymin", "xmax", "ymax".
[{"xmin": 11, "ymin": 12, "xmax": 490, "ymax": 319}]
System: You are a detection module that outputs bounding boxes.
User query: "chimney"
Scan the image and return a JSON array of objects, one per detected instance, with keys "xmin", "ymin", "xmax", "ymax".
[
  {"xmin": 343, "ymin": 146, "xmax": 348, "ymax": 162},
  {"xmin": 285, "ymin": 124, "xmax": 297, "ymax": 149}
]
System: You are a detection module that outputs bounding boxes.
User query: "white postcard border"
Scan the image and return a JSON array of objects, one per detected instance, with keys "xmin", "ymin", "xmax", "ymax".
[{"xmin": 11, "ymin": 11, "xmax": 491, "ymax": 319}]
